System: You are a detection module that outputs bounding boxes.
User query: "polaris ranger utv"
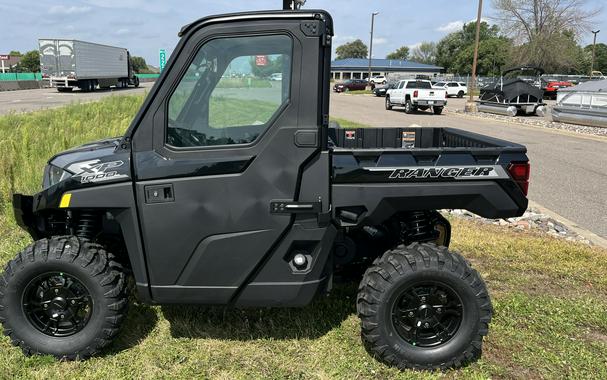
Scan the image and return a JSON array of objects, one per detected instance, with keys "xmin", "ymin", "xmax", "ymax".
[{"xmin": 0, "ymin": 4, "xmax": 530, "ymax": 370}]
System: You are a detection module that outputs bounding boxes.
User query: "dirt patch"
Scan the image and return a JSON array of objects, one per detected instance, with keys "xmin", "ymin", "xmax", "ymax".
[{"xmin": 582, "ymin": 328, "xmax": 607, "ymax": 345}]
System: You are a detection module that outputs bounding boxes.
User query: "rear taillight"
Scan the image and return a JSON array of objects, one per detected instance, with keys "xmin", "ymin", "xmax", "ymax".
[
  {"xmin": 508, "ymin": 162, "xmax": 530, "ymax": 196},
  {"xmin": 413, "ymin": 90, "xmax": 418, "ymax": 97}
]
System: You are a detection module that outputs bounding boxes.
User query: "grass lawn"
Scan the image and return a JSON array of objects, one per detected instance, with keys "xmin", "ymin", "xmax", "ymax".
[{"xmin": 1, "ymin": 95, "xmax": 607, "ymax": 379}]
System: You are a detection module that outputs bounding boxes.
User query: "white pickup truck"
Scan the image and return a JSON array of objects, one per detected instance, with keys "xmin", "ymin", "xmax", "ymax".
[{"xmin": 386, "ymin": 79, "xmax": 447, "ymax": 114}]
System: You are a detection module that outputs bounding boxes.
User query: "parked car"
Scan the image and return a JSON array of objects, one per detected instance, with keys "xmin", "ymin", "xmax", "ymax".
[
  {"xmin": 269, "ymin": 72, "xmax": 283, "ymax": 81},
  {"xmin": 333, "ymin": 79, "xmax": 367, "ymax": 92},
  {"xmin": 542, "ymin": 80, "xmax": 573, "ymax": 99},
  {"xmin": 386, "ymin": 79, "xmax": 447, "ymax": 114},
  {"xmin": 434, "ymin": 81, "xmax": 467, "ymax": 98},
  {"xmin": 373, "ymin": 82, "xmax": 397, "ymax": 97},
  {"xmin": 370, "ymin": 75, "xmax": 387, "ymax": 85}
]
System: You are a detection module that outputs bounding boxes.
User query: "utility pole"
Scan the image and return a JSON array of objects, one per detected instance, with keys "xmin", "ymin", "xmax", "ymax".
[
  {"xmin": 367, "ymin": 12, "xmax": 379, "ymax": 88},
  {"xmin": 466, "ymin": 0, "xmax": 483, "ymax": 112},
  {"xmin": 590, "ymin": 30, "xmax": 600, "ymax": 77}
]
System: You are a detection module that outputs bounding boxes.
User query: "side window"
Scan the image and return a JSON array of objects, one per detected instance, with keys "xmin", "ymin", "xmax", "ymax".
[
  {"xmin": 398, "ymin": 81, "xmax": 405, "ymax": 89},
  {"xmin": 167, "ymin": 35, "xmax": 292, "ymax": 148},
  {"xmin": 448, "ymin": 83, "xmax": 458, "ymax": 87}
]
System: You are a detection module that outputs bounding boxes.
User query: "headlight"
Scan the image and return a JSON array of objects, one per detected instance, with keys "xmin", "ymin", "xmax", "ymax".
[{"xmin": 43, "ymin": 164, "xmax": 72, "ymax": 189}]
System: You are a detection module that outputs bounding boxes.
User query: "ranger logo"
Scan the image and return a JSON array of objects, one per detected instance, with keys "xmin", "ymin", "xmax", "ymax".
[{"xmin": 364, "ymin": 166, "xmax": 501, "ymax": 180}]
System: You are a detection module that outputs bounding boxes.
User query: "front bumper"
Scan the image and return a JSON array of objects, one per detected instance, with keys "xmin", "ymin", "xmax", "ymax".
[{"xmin": 13, "ymin": 194, "xmax": 41, "ymax": 240}]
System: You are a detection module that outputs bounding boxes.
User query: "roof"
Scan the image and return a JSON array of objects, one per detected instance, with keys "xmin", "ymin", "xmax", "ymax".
[
  {"xmin": 331, "ymin": 58, "xmax": 443, "ymax": 72},
  {"xmin": 559, "ymin": 79, "xmax": 607, "ymax": 93}
]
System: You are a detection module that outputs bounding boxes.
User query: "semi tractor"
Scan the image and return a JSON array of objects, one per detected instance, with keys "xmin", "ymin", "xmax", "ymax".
[{"xmin": 39, "ymin": 39, "xmax": 140, "ymax": 92}]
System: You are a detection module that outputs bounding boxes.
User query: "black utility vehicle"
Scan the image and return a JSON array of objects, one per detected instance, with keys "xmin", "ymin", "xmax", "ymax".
[{"xmin": 0, "ymin": 4, "xmax": 530, "ymax": 371}]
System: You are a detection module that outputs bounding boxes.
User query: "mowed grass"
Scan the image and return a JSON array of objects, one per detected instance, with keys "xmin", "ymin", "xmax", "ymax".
[{"xmin": 0, "ymin": 94, "xmax": 606, "ymax": 379}]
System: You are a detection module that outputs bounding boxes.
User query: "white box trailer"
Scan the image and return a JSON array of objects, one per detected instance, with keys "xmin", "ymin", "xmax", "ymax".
[{"xmin": 39, "ymin": 39, "xmax": 140, "ymax": 92}]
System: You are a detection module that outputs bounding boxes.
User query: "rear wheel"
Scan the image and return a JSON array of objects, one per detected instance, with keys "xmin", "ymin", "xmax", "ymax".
[
  {"xmin": 433, "ymin": 106, "xmax": 444, "ymax": 115},
  {"xmin": 457, "ymin": 91, "xmax": 464, "ymax": 98},
  {"xmin": 385, "ymin": 96, "xmax": 393, "ymax": 110},
  {"xmin": 357, "ymin": 243, "xmax": 492, "ymax": 370},
  {"xmin": 404, "ymin": 99, "xmax": 414, "ymax": 114},
  {"xmin": 0, "ymin": 236, "xmax": 129, "ymax": 360}
]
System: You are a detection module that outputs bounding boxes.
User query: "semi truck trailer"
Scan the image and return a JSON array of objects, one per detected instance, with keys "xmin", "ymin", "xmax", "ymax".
[{"xmin": 39, "ymin": 39, "xmax": 140, "ymax": 92}]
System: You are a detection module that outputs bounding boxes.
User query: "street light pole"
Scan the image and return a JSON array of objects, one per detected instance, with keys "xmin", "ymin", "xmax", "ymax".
[
  {"xmin": 590, "ymin": 30, "xmax": 600, "ymax": 77},
  {"xmin": 368, "ymin": 12, "xmax": 379, "ymax": 88},
  {"xmin": 468, "ymin": 0, "xmax": 483, "ymax": 108}
]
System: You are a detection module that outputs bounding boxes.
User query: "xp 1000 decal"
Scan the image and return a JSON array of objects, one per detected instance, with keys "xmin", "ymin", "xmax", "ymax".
[{"xmin": 67, "ymin": 160, "xmax": 129, "ymax": 183}]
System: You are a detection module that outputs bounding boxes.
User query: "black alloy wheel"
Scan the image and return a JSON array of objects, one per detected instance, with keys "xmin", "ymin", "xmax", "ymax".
[
  {"xmin": 22, "ymin": 272, "xmax": 93, "ymax": 337},
  {"xmin": 391, "ymin": 281, "xmax": 463, "ymax": 347}
]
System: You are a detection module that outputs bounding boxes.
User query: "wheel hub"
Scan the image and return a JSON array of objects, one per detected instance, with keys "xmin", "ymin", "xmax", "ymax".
[
  {"xmin": 391, "ymin": 282, "xmax": 463, "ymax": 347},
  {"xmin": 22, "ymin": 272, "xmax": 93, "ymax": 337}
]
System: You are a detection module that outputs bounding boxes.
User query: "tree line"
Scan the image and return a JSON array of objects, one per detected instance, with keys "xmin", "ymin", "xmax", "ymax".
[{"xmin": 334, "ymin": 0, "xmax": 605, "ymax": 76}]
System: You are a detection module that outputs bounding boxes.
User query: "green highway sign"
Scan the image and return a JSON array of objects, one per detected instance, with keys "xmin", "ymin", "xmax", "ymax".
[{"xmin": 159, "ymin": 49, "xmax": 167, "ymax": 72}]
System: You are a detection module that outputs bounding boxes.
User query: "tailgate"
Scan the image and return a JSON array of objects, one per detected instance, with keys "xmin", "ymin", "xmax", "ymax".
[{"xmin": 419, "ymin": 89, "xmax": 445, "ymax": 100}]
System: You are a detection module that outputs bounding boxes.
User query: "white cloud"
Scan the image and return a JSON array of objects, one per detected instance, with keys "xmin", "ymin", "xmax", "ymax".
[
  {"xmin": 436, "ymin": 20, "xmax": 464, "ymax": 33},
  {"xmin": 373, "ymin": 37, "xmax": 387, "ymax": 45},
  {"xmin": 408, "ymin": 42, "xmax": 422, "ymax": 50},
  {"xmin": 333, "ymin": 35, "xmax": 357, "ymax": 43},
  {"xmin": 49, "ymin": 5, "xmax": 92, "ymax": 15},
  {"xmin": 113, "ymin": 28, "xmax": 130, "ymax": 36}
]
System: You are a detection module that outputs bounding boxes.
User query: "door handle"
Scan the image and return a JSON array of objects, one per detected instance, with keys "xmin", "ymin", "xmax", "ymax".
[{"xmin": 144, "ymin": 184, "xmax": 174, "ymax": 204}]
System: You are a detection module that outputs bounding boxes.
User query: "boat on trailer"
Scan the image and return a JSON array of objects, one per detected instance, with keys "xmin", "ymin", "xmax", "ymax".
[
  {"xmin": 477, "ymin": 66, "xmax": 547, "ymax": 117},
  {"xmin": 551, "ymin": 79, "xmax": 607, "ymax": 128}
]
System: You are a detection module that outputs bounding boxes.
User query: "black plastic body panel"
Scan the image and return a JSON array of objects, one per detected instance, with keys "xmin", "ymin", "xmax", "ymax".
[{"xmin": 330, "ymin": 127, "xmax": 529, "ymax": 223}]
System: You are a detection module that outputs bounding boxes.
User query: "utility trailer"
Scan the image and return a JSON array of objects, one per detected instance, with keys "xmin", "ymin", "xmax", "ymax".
[
  {"xmin": 3, "ymin": 5, "xmax": 530, "ymax": 371},
  {"xmin": 478, "ymin": 66, "xmax": 546, "ymax": 117},
  {"xmin": 39, "ymin": 39, "xmax": 140, "ymax": 92}
]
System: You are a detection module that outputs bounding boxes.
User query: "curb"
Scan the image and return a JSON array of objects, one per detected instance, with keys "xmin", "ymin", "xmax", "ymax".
[
  {"xmin": 528, "ymin": 200, "xmax": 607, "ymax": 249},
  {"xmin": 450, "ymin": 111, "xmax": 607, "ymax": 143}
]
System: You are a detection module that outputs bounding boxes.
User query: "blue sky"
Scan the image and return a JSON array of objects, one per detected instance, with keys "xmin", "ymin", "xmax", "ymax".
[{"xmin": 1, "ymin": 0, "xmax": 605, "ymax": 66}]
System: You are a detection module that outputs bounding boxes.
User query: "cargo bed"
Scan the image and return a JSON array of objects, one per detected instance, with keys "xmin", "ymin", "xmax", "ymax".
[{"xmin": 328, "ymin": 127, "xmax": 529, "ymax": 221}]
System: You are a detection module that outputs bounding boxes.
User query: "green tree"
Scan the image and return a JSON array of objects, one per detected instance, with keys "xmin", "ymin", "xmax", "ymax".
[
  {"xmin": 435, "ymin": 21, "xmax": 513, "ymax": 75},
  {"xmin": 410, "ymin": 42, "xmax": 437, "ymax": 64},
  {"xmin": 386, "ymin": 46, "xmax": 409, "ymax": 60},
  {"xmin": 493, "ymin": 0, "xmax": 600, "ymax": 72},
  {"xmin": 585, "ymin": 43, "xmax": 607, "ymax": 75},
  {"xmin": 16, "ymin": 50, "xmax": 40, "ymax": 72},
  {"xmin": 130, "ymin": 56, "xmax": 148, "ymax": 73},
  {"xmin": 9, "ymin": 50, "xmax": 22, "ymax": 57},
  {"xmin": 335, "ymin": 39, "xmax": 368, "ymax": 60}
]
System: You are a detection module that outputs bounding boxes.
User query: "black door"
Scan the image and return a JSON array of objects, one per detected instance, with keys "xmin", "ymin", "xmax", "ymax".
[{"xmin": 130, "ymin": 15, "xmax": 329, "ymax": 303}]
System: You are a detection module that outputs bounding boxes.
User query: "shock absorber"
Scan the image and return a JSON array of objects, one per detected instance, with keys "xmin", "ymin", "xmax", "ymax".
[
  {"xmin": 399, "ymin": 211, "xmax": 439, "ymax": 245},
  {"xmin": 75, "ymin": 210, "xmax": 100, "ymax": 240}
]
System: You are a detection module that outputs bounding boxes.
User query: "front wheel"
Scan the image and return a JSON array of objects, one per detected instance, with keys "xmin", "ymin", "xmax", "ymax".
[
  {"xmin": 0, "ymin": 236, "xmax": 129, "ymax": 360},
  {"xmin": 357, "ymin": 243, "xmax": 492, "ymax": 370},
  {"xmin": 385, "ymin": 96, "xmax": 393, "ymax": 110}
]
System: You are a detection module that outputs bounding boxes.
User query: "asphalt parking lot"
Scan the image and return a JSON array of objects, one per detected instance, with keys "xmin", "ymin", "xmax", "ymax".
[{"xmin": 331, "ymin": 93, "xmax": 607, "ymax": 240}]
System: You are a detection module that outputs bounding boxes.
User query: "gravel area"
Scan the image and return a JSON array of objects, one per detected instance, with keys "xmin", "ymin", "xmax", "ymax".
[
  {"xmin": 445, "ymin": 208, "xmax": 592, "ymax": 245},
  {"xmin": 454, "ymin": 109, "xmax": 607, "ymax": 137}
]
